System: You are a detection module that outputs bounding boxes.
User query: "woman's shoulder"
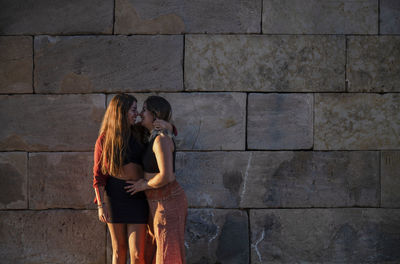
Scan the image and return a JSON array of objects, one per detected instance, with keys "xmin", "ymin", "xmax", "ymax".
[{"xmin": 153, "ymin": 133, "xmax": 174, "ymax": 151}]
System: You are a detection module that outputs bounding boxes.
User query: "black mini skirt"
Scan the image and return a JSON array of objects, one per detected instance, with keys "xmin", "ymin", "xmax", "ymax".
[{"xmin": 105, "ymin": 176, "xmax": 149, "ymax": 223}]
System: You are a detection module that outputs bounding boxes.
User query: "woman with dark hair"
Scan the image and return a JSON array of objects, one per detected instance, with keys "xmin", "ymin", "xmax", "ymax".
[
  {"xmin": 125, "ymin": 95, "xmax": 188, "ymax": 264},
  {"xmin": 93, "ymin": 94, "xmax": 173, "ymax": 264}
]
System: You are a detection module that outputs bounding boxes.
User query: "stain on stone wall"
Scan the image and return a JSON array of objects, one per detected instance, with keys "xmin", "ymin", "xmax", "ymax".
[{"xmin": 0, "ymin": 164, "xmax": 25, "ymax": 206}]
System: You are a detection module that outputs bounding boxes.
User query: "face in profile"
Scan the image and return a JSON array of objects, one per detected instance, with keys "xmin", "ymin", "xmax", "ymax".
[
  {"xmin": 140, "ymin": 102, "xmax": 155, "ymax": 129},
  {"xmin": 127, "ymin": 101, "xmax": 138, "ymax": 126}
]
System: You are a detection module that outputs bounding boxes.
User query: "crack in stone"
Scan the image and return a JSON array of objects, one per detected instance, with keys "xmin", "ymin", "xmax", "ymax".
[
  {"xmin": 208, "ymin": 224, "xmax": 220, "ymax": 243},
  {"xmin": 207, "ymin": 211, "xmax": 220, "ymax": 257},
  {"xmin": 252, "ymin": 229, "xmax": 265, "ymax": 263},
  {"xmin": 240, "ymin": 152, "xmax": 252, "ymax": 206},
  {"xmin": 208, "ymin": 212, "xmax": 220, "ymax": 243}
]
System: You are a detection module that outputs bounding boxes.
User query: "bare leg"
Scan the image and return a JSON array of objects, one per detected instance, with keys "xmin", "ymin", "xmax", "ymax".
[
  {"xmin": 127, "ymin": 224, "xmax": 147, "ymax": 264},
  {"xmin": 108, "ymin": 223, "xmax": 128, "ymax": 264}
]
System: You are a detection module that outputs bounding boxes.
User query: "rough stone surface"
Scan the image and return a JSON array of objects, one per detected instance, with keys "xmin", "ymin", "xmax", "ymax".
[
  {"xmin": 185, "ymin": 35, "xmax": 345, "ymax": 92},
  {"xmin": 248, "ymin": 93, "xmax": 313, "ymax": 150},
  {"xmin": 0, "ymin": 152, "xmax": 27, "ymax": 209},
  {"xmin": 29, "ymin": 152, "xmax": 95, "ymax": 209},
  {"xmin": 115, "ymin": 0, "xmax": 260, "ymax": 34},
  {"xmin": 113, "ymin": 92, "xmax": 246, "ymax": 150},
  {"xmin": 0, "ymin": 37, "xmax": 32, "ymax": 94},
  {"xmin": 262, "ymin": 0, "xmax": 378, "ymax": 34},
  {"xmin": 165, "ymin": 93, "xmax": 246, "ymax": 150},
  {"xmin": 177, "ymin": 151, "xmax": 379, "ymax": 208},
  {"xmin": 241, "ymin": 151, "xmax": 379, "ymax": 208},
  {"xmin": 315, "ymin": 93, "xmax": 400, "ymax": 150},
  {"xmin": 0, "ymin": 0, "xmax": 113, "ymax": 35},
  {"xmin": 185, "ymin": 209, "xmax": 249, "ymax": 264},
  {"xmin": 0, "ymin": 210, "xmax": 106, "ymax": 264},
  {"xmin": 381, "ymin": 151, "xmax": 400, "ymax": 208},
  {"xmin": 176, "ymin": 152, "xmax": 250, "ymax": 208},
  {"xmin": 0, "ymin": 94, "xmax": 105, "ymax": 151},
  {"xmin": 250, "ymin": 209, "xmax": 400, "ymax": 263},
  {"xmin": 381, "ymin": 0, "xmax": 400, "ymax": 34},
  {"xmin": 35, "ymin": 35, "xmax": 183, "ymax": 93},
  {"xmin": 347, "ymin": 36, "xmax": 400, "ymax": 92}
]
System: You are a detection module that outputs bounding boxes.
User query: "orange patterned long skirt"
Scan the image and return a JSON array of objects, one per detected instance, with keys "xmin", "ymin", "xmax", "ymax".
[{"xmin": 145, "ymin": 180, "xmax": 188, "ymax": 264}]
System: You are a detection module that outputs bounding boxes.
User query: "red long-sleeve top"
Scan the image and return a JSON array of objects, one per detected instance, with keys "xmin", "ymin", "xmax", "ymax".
[{"xmin": 93, "ymin": 134, "xmax": 108, "ymax": 189}]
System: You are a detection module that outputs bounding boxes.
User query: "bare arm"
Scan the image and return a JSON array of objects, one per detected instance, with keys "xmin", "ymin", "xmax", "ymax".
[
  {"xmin": 147, "ymin": 135, "xmax": 175, "ymax": 188},
  {"xmin": 94, "ymin": 186, "xmax": 105, "ymax": 205},
  {"xmin": 125, "ymin": 134, "xmax": 175, "ymax": 194},
  {"xmin": 94, "ymin": 186, "xmax": 109, "ymax": 223}
]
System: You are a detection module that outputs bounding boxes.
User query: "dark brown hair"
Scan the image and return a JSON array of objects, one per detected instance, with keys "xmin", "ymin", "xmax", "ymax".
[{"xmin": 144, "ymin": 95, "xmax": 172, "ymax": 122}]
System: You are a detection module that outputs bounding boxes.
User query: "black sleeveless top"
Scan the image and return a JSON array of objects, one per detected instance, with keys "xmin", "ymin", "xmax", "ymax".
[{"xmin": 142, "ymin": 135, "xmax": 176, "ymax": 173}]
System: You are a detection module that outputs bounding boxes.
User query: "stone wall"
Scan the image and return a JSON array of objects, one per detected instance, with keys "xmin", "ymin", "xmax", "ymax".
[{"xmin": 0, "ymin": 0, "xmax": 399, "ymax": 263}]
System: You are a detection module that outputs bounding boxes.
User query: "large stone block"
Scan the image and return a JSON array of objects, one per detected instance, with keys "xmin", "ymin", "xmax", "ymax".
[
  {"xmin": 241, "ymin": 151, "xmax": 379, "ymax": 208},
  {"xmin": 248, "ymin": 93, "xmax": 313, "ymax": 150},
  {"xmin": 35, "ymin": 35, "xmax": 183, "ymax": 93},
  {"xmin": 177, "ymin": 151, "xmax": 379, "ymax": 208},
  {"xmin": 165, "ymin": 93, "xmax": 246, "ymax": 150},
  {"xmin": 29, "ymin": 152, "xmax": 95, "ymax": 209},
  {"xmin": 111, "ymin": 92, "xmax": 246, "ymax": 150},
  {"xmin": 185, "ymin": 35, "xmax": 345, "ymax": 92},
  {"xmin": 0, "ymin": 210, "xmax": 106, "ymax": 264},
  {"xmin": 0, "ymin": 94, "xmax": 105, "ymax": 151},
  {"xmin": 176, "ymin": 152, "xmax": 250, "ymax": 208},
  {"xmin": 0, "ymin": 0, "xmax": 113, "ymax": 35},
  {"xmin": 0, "ymin": 37, "xmax": 32, "ymax": 94},
  {"xmin": 347, "ymin": 36, "xmax": 400, "ymax": 92},
  {"xmin": 381, "ymin": 0, "xmax": 400, "ymax": 34},
  {"xmin": 262, "ymin": 0, "xmax": 378, "ymax": 34},
  {"xmin": 250, "ymin": 209, "xmax": 400, "ymax": 263},
  {"xmin": 0, "ymin": 152, "xmax": 27, "ymax": 209},
  {"xmin": 115, "ymin": 0, "xmax": 260, "ymax": 34},
  {"xmin": 315, "ymin": 93, "xmax": 400, "ymax": 150},
  {"xmin": 382, "ymin": 151, "xmax": 400, "ymax": 207},
  {"xmin": 185, "ymin": 209, "xmax": 249, "ymax": 264}
]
